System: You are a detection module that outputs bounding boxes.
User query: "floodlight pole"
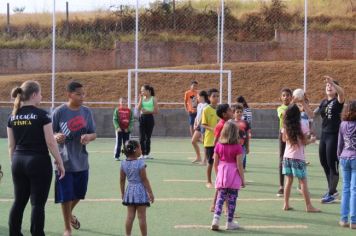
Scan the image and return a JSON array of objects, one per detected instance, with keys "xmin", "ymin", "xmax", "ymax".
[
  {"xmin": 219, "ymin": 0, "xmax": 225, "ymax": 104},
  {"xmin": 303, "ymin": 0, "xmax": 308, "ymax": 92},
  {"xmin": 51, "ymin": 0, "xmax": 56, "ymax": 112}
]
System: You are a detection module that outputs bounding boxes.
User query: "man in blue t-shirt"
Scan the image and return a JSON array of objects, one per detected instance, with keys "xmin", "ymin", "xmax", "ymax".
[{"xmin": 52, "ymin": 81, "xmax": 96, "ymax": 236}]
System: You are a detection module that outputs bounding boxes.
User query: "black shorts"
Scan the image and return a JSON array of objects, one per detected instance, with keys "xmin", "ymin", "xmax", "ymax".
[{"xmin": 205, "ymin": 146, "xmax": 215, "ymax": 165}]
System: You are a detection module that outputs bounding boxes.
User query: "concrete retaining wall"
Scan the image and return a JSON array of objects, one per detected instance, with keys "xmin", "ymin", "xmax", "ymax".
[{"xmin": 0, "ymin": 107, "xmax": 322, "ymax": 139}]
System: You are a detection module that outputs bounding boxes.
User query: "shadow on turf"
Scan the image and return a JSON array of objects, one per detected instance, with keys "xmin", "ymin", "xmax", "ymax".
[
  {"xmin": 207, "ymin": 228, "xmax": 314, "ymax": 236},
  {"xmin": 79, "ymin": 228, "xmax": 118, "ymax": 236},
  {"xmin": 147, "ymin": 159, "xmax": 202, "ymax": 167},
  {"xmin": 242, "ymin": 212, "xmax": 338, "ymax": 226}
]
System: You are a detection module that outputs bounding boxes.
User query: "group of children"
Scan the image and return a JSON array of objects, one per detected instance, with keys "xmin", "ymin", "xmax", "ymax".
[
  {"xmin": 86, "ymin": 77, "xmax": 356, "ymax": 235},
  {"xmin": 178, "ymin": 77, "xmax": 355, "ymax": 231}
]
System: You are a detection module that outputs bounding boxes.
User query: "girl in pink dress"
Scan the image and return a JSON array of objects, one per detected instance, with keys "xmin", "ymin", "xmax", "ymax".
[{"xmin": 211, "ymin": 121, "xmax": 245, "ymax": 231}]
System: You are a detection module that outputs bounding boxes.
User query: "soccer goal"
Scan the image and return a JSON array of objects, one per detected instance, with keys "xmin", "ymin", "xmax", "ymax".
[{"xmin": 127, "ymin": 69, "xmax": 233, "ymax": 108}]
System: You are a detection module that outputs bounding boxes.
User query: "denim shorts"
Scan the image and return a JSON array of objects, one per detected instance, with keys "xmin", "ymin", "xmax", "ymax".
[{"xmin": 188, "ymin": 112, "xmax": 197, "ymax": 126}]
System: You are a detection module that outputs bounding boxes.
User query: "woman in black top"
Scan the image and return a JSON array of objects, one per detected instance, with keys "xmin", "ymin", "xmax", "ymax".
[
  {"xmin": 316, "ymin": 76, "xmax": 345, "ymax": 204},
  {"xmin": 7, "ymin": 80, "xmax": 65, "ymax": 236}
]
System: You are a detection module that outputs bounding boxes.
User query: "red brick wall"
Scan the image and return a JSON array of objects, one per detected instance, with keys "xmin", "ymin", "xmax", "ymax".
[{"xmin": 0, "ymin": 31, "xmax": 354, "ymax": 74}]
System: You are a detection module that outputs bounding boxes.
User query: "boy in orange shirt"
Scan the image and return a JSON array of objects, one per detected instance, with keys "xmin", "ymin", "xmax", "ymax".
[{"xmin": 184, "ymin": 81, "xmax": 198, "ymax": 136}]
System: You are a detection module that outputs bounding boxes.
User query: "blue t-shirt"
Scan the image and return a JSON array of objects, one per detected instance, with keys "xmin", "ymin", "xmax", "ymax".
[{"xmin": 52, "ymin": 104, "xmax": 96, "ymax": 172}]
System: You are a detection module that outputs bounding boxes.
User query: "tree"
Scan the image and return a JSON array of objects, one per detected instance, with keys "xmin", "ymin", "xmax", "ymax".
[{"xmin": 13, "ymin": 6, "xmax": 25, "ymax": 13}]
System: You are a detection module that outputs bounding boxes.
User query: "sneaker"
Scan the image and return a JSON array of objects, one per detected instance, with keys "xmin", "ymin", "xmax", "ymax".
[
  {"xmin": 211, "ymin": 218, "xmax": 219, "ymax": 231},
  {"xmin": 339, "ymin": 221, "xmax": 349, "ymax": 228},
  {"xmin": 322, "ymin": 191, "xmax": 339, "ymax": 199},
  {"xmin": 114, "ymin": 157, "xmax": 121, "ymax": 161},
  {"xmin": 321, "ymin": 194, "xmax": 336, "ymax": 204},
  {"xmin": 225, "ymin": 221, "xmax": 240, "ymax": 230},
  {"xmin": 276, "ymin": 188, "xmax": 284, "ymax": 197},
  {"xmin": 145, "ymin": 155, "xmax": 154, "ymax": 159}
]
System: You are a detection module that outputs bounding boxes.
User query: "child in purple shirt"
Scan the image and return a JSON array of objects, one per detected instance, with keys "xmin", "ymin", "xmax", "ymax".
[{"xmin": 337, "ymin": 100, "xmax": 356, "ymax": 229}]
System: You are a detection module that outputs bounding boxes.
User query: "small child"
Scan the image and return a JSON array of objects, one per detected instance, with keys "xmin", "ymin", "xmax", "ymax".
[
  {"xmin": 211, "ymin": 121, "xmax": 245, "ymax": 231},
  {"xmin": 282, "ymin": 104, "xmax": 320, "ymax": 213},
  {"xmin": 201, "ymin": 88, "xmax": 220, "ymax": 188},
  {"xmin": 113, "ymin": 97, "xmax": 134, "ymax": 161},
  {"xmin": 191, "ymin": 90, "xmax": 209, "ymax": 164},
  {"xmin": 232, "ymin": 103, "xmax": 251, "ymax": 171},
  {"xmin": 209, "ymin": 104, "xmax": 234, "ymax": 211},
  {"xmin": 337, "ymin": 100, "xmax": 356, "ymax": 229},
  {"xmin": 236, "ymin": 96, "xmax": 252, "ymax": 127},
  {"xmin": 276, "ymin": 88, "xmax": 292, "ymax": 197},
  {"xmin": 120, "ymin": 140, "xmax": 154, "ymax": 236},
  {"xmin": 214, "ymin": 104, "xmax": 234, "ymax": 145}
]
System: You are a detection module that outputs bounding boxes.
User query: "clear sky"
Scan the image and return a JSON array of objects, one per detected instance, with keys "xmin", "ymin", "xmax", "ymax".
[{"xmin": 0, "ymin": 0, "xmax": 157, "ymax": 14}]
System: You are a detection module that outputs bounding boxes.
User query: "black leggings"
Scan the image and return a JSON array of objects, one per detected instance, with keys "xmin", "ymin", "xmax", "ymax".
[
  {"xmin": 9, "ymin": 152, "xmax": 53, "ymax": 236},
  {"xmin": 319, "ymin": 132, "xmax": 339, "ymax": 195},
  {"xmin": 139, "ymin": 114, "xmax": 155, "ymax": 155},
  {"xmin": 278, "ymin": 132, "xmax": 285, "ymax": 188}
]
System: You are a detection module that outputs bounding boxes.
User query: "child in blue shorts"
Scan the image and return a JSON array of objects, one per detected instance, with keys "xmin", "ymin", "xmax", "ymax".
[{"xmin": 282, "ymin": 104, "xmax": 320, "ymax": 213}]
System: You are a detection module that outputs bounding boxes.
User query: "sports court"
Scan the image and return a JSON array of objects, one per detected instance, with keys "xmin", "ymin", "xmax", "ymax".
[{"xmin": 0, "ymin": 138, "xmax": 350, "ymax": 236}]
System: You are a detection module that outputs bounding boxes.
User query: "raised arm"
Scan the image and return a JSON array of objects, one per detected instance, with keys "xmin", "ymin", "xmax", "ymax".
[{"xmin": 325, "ymin": 76, "xmax": 345, "ymax": 104}]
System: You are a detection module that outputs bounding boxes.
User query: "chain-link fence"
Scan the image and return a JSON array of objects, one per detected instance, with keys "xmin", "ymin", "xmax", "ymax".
[{"xmin": 0, "ymin": 0, "xmax": 355, "ymax": 108}]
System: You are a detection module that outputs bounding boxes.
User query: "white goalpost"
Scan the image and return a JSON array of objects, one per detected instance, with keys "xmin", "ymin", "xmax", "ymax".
[{"xmin": 127, "ymin": 69, "xmax": 232, "ymax": 109}]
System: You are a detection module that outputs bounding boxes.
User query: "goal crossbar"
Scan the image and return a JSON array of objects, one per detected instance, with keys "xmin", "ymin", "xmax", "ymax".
[{"xmin": 127, "ymin": 69, "xmax": 232, "ymax": 108}]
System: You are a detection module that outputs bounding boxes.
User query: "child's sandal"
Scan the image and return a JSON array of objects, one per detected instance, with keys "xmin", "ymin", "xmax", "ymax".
[{"xmin": 71, "ymin": 215, "xmax": 80, "ymax": 230}]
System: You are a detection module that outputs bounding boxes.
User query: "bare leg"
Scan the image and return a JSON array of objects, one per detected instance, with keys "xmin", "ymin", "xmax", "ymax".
[
  {"xmin": 206, "ymin": 164, "xmax": 213, "ymax": 187},
  {"xmin": 211, "ymin": 189, "xmax": 218, "ymax": 212},
  {"xmin": 137, "ymin": 206, "xmax": 147, "ymax": 236},
  {"xmin": 126, "ymin": 206, "xmax": 136, "ymax": 236},
  {"xmin": 61, "ymin": 202, "xmax": 73, "ymax": 236},
  {"xmin": 283, "ymin": 176, "xmax": 293, "ymax": 210},
  {"xmin": 189, "ymin": 126, "xmax": 194, "ymax": 137},
  {"xmin": 299, "ymin": 178, "xmax": 321, "ymax": 212},
  {"xmin": 191, "ymin": 131, "xmax": 201, "ymax": 162}
]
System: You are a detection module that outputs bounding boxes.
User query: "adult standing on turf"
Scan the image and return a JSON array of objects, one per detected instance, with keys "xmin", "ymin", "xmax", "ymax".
[
  {"xmin": 138, "ymin": 84, "xmax": 158, "ymax": 159},
  {"xmin": 316, "ymin": 76, "xmax": 345, "ymax": 204},
  {"xmin": 7, "ymin": 80, "xmax": 65, "ymax": 236},
  {"xmin": 184, "ymin": 81, "xmax": 198, "ymax": 136},
  {"xmin": 53, "ymin": 81, "xmax": 96, "ymax": 236}
]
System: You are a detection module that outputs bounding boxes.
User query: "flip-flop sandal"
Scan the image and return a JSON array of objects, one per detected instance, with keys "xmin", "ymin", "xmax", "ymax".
[
  {"xmin": 71, "ymin": 215, "xmax": 80, "ymax": 230},
  {"xmin": 283, "ymin": 207, "xmax": 294, "ymax": 211}
]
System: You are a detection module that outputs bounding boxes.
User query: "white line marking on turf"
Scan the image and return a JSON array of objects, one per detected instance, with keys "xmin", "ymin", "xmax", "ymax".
[
  {"xmin": 174, "ymin": 225, "xmax": 308, "ymax": 229},
  {"xmin": 0, "ymin": 198, "xmax": 336, "ymax": 202}
]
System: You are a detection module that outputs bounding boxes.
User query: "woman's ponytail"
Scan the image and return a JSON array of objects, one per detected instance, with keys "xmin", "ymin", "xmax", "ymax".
[
  {"xmin": 10, "ymin": 81, "xmax": 40, "ymax": 116},
  {"xmin": 11, "ymin": 87, "xmax": 23, "ymax": 116}
]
